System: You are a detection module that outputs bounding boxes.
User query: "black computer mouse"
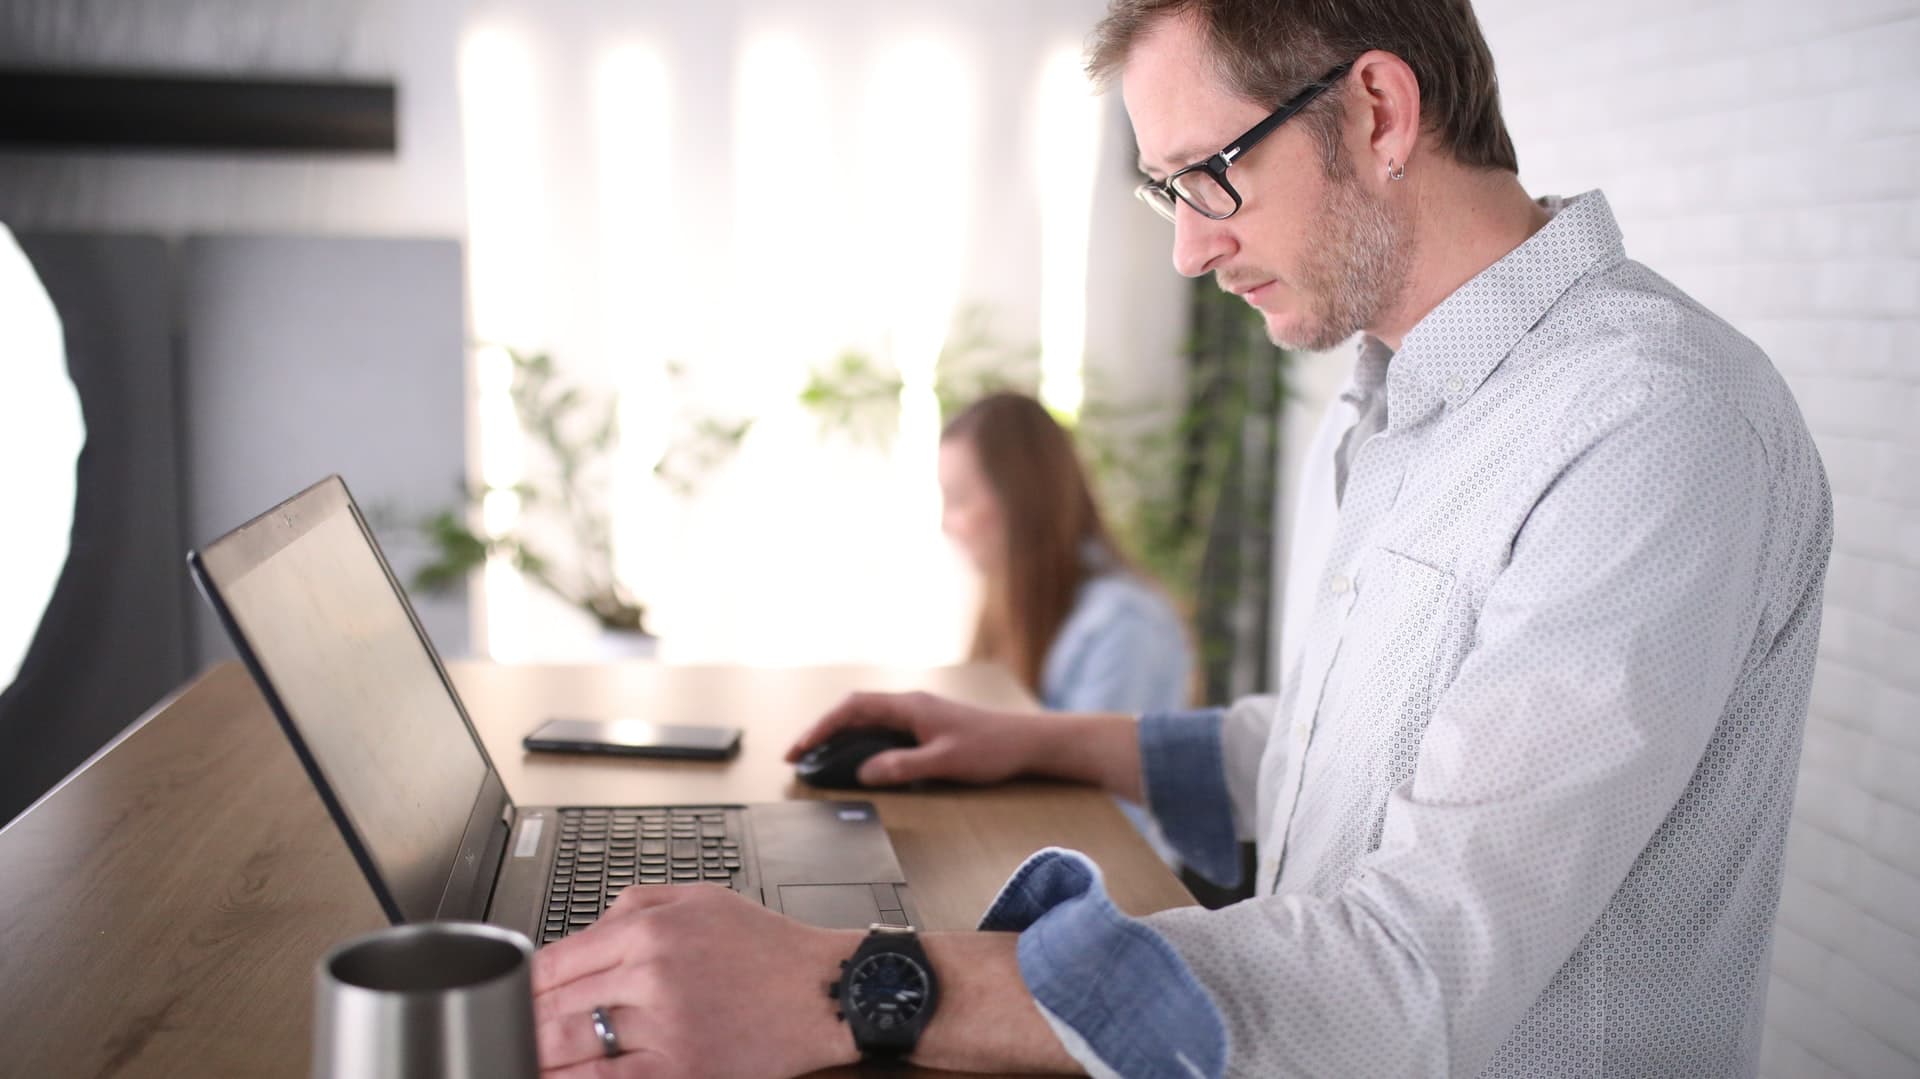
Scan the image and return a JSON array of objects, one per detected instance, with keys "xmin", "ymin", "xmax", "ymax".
[{"xmin": 793, "ymin": 727, "xmax": 920, "ymax": 789}]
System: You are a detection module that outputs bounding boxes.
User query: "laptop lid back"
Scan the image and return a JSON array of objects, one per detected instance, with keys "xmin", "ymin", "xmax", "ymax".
[{"xmin": 188, "ymin": 475, "xmax": 511, "ymax": 924}]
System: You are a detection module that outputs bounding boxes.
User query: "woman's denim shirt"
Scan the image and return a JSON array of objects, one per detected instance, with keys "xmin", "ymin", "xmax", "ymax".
[{"xmin": 1039, "ymin": 571, "xmax": 1191, "ymax": 717}]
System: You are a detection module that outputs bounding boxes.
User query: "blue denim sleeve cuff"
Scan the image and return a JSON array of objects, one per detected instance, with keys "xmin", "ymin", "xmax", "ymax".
[
  {"xmin": 1139, "ymin": 709, "xmax": 1241, "ymax": 887},
  {"xmin": 979, "ymin": 848, "xmax": 1227, "ymax": 1079}
]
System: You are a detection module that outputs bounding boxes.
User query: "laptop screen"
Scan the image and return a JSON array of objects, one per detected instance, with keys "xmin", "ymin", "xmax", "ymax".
[{"xmin": 201, "ymin": 480, "xmax": 493, "ymax": 922}]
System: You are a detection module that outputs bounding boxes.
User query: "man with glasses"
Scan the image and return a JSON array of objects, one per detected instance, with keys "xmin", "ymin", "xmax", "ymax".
[{"xmin": 530, "ymin": 1, "xmax": 1831, "ymax": 1076}]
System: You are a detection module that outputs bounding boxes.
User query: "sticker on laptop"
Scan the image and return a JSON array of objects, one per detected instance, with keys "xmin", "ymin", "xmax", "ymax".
[{"xmin": 514, "ymin": 817, "xmax": 545, "ymax": 857}]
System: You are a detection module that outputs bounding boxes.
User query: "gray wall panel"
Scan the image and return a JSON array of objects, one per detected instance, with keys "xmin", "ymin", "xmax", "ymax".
[{"xmin": 179, "ymin": 235, "xmax": 469, "ymax": 664}]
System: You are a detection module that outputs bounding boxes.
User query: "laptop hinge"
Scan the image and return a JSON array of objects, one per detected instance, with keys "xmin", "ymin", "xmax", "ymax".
[{"xmin": 435, "ymin": 770, "xmax": 514, "ymax": 922}]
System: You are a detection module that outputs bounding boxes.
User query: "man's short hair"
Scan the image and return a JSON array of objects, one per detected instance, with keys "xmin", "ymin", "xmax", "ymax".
[{"xmin": 1088, "ymin": 0, "xmax": 1520, "ymax": 175}]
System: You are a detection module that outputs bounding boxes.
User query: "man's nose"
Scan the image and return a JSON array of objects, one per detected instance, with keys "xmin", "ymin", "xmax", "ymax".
[{"xmin": 1170, "ymin": 204, "xmax": 1234, "ymax": 278}]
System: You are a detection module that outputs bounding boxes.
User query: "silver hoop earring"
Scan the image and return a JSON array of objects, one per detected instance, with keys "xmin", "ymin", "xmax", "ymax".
[{"xmin": 1387, "ymin": 158, "xmax": 1407, "ymax": 181}]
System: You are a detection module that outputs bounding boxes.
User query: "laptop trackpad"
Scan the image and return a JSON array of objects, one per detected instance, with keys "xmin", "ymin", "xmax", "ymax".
[{"xmin": 776, "ymin": 884, "xmax": 885, "ymax": 930}]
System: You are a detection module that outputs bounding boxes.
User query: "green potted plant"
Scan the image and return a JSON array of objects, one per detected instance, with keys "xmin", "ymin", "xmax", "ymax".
[{"xmin": 413, "ymin": 348, "xmax": 649, "ymax": 642}]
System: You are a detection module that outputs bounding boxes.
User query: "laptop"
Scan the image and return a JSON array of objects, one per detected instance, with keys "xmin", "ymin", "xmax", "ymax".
[{"xmin": 188, "ymin": 475, "xmax": 918, "ymax": 944}]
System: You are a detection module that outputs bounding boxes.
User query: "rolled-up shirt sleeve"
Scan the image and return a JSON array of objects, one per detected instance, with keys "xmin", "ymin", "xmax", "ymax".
[
  {"xmin": 980, "ymin": 847, "xmax": 1228, "ymax": 1079},
  {"xmin": 1138, "ymin": 695, "xmax": 1278, "ymax": 887},
  {"xmin": 1137, "ymin": 709, "xmax": 1233, "ymax": 886}
]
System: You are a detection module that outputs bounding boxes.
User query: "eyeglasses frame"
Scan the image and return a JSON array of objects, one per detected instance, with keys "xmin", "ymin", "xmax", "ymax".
[{"xmin": 1136, "ymin": 60, "xmax": 1356, "ymax": 222}]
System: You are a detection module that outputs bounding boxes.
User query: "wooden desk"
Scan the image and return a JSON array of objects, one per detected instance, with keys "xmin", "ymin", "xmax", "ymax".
[{"xmin": 0, "ymin": 662, "xmax": 1193, "ymax": 1077}]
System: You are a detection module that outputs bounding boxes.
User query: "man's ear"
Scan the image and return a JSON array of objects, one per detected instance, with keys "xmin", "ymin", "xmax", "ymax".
[{"xmin": 1348, "ymin": 49, "xmax": 1422, "ymax": 183}]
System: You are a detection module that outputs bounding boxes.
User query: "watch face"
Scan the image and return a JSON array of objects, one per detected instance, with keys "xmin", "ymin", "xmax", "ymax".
[{"xmin": 845, "ymin": 952, "xmax": 931, "ymax": 1032}]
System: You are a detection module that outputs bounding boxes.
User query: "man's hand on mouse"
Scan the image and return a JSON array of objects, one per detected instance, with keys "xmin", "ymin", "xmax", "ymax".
[{"xmin": 786, "ymin": 692, "xmax": 1042, "ymax": 787}]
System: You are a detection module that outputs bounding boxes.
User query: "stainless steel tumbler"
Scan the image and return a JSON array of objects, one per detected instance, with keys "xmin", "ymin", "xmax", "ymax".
[{"xmin": 313, "ymin": 922, "xmax": 538, "ymax": 1079}]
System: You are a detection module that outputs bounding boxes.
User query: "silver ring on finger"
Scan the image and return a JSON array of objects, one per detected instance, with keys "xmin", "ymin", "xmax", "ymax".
[{"xmin": 590, "ymin": 1005, "xmax": 622, "ymax": 1058}]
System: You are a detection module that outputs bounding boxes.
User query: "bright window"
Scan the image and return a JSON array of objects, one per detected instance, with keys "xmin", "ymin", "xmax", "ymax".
[{"xmin": 453, "ymin": 12, "xmax": 1168, "ymax": 666}]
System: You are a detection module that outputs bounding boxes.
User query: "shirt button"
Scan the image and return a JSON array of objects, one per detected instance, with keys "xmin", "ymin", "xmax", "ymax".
[
  {"xmin": 1445, "ymin": 375, "xmax": 1465, "ymax": 395},
  {"xmin": 1329, "ymin": 573, "xmax": 1352, "ymax": 596}
]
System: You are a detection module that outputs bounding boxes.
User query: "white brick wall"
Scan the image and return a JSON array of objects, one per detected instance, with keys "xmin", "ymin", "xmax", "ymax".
[{"xmin": 1480, "ymin": 2, "xmax": 1920, "ymax": 1074}]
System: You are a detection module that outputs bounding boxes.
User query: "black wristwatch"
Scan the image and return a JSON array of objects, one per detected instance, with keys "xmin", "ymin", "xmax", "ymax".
[{"xmin": 827, "ymin": 924, "xmax": 940, "ymax": 1065}]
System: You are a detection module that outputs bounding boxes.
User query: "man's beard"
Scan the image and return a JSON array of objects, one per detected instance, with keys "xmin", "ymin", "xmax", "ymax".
[{"xmin": 1270, "ymin": 150, "xmax": 1410, "ymax": 352}]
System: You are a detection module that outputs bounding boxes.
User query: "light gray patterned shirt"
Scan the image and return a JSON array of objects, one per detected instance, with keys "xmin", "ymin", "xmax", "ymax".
[{"xmin": 984, "ymin": 190, "xmax": 1833, "ymax": 1079}]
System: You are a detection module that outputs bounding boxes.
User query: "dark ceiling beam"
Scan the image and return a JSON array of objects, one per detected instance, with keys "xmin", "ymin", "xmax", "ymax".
[{"xmin": 0, "ymin": 69, "xmax": 397, "ymax": 154}]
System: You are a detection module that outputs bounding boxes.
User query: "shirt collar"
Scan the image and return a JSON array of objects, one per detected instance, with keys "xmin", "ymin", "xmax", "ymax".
[
  {"xmin": 1338, "ymin": 335, "xmax": 1394, "ymax": 410},
  {"xmin": 1384, "ymin": 189, "xmax": 1626, "ymax": 421}
]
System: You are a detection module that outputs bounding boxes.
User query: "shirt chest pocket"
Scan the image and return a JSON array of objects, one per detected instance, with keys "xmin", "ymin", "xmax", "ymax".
[{"xmin": 1320, "ymin": 548, "xmax": 1456, "ymax": 809}]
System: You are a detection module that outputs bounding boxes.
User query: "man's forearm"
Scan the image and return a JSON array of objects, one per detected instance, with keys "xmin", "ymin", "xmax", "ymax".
[
  {"xmin": 912, "ymin": 932, "xmax": 1082, "ymax": 1074},
  {"xmin": 1028, "ymin": 712, "xmax": 1145, "ymax": 803}
]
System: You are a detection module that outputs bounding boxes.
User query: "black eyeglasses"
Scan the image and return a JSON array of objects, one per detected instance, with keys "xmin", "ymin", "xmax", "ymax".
[{"xmin": 1136, "ymin": 61, "xmax": 1354, "ymax": 223}]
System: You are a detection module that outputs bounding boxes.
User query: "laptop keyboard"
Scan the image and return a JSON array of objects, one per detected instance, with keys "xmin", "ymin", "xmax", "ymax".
[{"xmin": 542, "ymin": 807, "xmax": 744, "ymax": 944}]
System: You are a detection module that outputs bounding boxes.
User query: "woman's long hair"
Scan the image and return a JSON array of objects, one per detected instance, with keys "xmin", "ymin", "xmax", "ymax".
[{"xmin": 943, "ymin": 393, "xmax": 1131, "ymax": 694}]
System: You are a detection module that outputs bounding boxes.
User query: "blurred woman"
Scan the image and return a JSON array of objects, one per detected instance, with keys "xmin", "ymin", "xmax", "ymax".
[{"xmin": 939, "ymin": 392, "xmax": 1192, "ymax": 858}]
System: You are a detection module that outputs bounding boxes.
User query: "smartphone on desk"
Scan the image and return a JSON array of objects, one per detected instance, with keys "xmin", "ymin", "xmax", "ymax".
[{"xmin": 523, "ymin": 717, "xmax": 743, "ymax": 760}]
